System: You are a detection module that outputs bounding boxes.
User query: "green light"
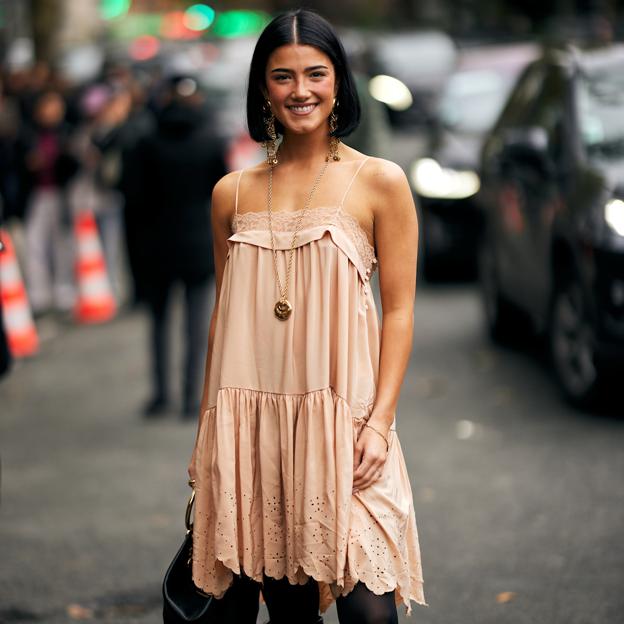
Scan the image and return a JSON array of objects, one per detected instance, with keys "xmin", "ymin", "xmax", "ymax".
[
  {"xmin": 109, "ymin": 14, "xmax": 162, "ymax": 39},
  {"xmin": 184, "ymin": 4, "xmax": 215, "ymax": 31},
  {"xmin": 100, "ymin": 0, "xmax": 131, "ymax": 21},
  {"xmin": 213, "ymin": 10, "xmax": 270, "ymax": 38}
]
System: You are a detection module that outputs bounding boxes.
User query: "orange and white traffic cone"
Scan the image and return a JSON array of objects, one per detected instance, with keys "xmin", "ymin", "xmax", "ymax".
[
  {"xmin": 73, "ymin": 211, "xmax": 116, "ymax": 324},
  {"xmin": 0, "ymin": 229, "xmax": 39, "ymax": 357}
]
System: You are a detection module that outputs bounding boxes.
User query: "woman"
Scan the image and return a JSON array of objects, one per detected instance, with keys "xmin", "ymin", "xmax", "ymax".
[{"xmin": 188, "ymin": 9, "xmax": 426, "ymax": 623}]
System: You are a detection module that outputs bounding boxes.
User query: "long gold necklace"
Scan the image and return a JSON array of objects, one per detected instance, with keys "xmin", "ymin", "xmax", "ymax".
[{"xmin": 267, "ymin": 154, "xmax": 330, "ymax": 320}]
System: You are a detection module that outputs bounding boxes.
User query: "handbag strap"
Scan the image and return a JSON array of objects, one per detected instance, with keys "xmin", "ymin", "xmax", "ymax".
[{"xmin": 185, "ymin": 481, "xmax": 196, "ymax": 532}]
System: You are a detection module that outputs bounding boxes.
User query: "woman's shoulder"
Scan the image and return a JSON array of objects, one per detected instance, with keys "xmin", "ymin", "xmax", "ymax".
[
  {"xmin": 213, "ymin": 167, "xmax": 254, "ymax": 200},
  {"xmin": 341, "ymin": 145, "xmax": 406, "ymax": 185},
  {"xmin": 211, "ymin": 171, "xmax": 242, "ymax": 217},
  {"xmin": 213, "ymin": 170, "xmax": 238, "ymax": 191},
  {"xmin": 342, "ymin": 149, "xmax": 413, "ymax": 219},
  {"xmin": 359, "ymin": 155, "xmax": 408, "ymax": 188},
  {"xmin": 351, "ymin": 155, "xmax": 410, "ymax": 207},
  {"xmin": 215, "ymin": 163, "xmax": 267, "ymax": 192},
  {"xmin": 212, "ymin": 164, "xmax": 268, "ymax": 217}
]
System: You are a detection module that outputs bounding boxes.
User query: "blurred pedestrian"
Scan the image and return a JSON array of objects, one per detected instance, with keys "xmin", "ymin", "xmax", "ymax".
[
  {"xmin": 91, "ymin": 89, "xmax": 130, "ymax": 298},
  {"xmin": 0, "ymin": 72, "xmax": 22, "ymax": 221},
  {"xmin": 19, "ymin": 61, "xmax": 52, "ymax": 121},
  {"xmin": 116, "ymin": 76, "xmax": 155, "ymax": 305},
  {"xmin": 17, "ymin": 90, "xmax": 78, "ymax": 315},
  {"xmin": 185, "ymin": 9, "xmax": 425, "ymax": 624},
  {"xmin": 70, "ymin": 84, "xmax": 133, "ymax": 300},
  {"xmin": 134, "ymin": 75, "xmax": 227, "ymax": 418}
]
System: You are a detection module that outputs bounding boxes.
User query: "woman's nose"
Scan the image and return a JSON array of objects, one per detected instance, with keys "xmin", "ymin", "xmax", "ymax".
[{"xmin": 292, "ymin": 77, "xmax": 310, "ymax": 99}]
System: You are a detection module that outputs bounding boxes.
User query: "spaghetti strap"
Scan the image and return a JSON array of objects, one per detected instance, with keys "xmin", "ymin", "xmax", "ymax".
[
  {"xmin": 234, "ymin": 169, "xmax": 245, "ymax": 215},
  {"xmin": 339, "ymin": 157, "xmax": 370, "ymax": 208}
]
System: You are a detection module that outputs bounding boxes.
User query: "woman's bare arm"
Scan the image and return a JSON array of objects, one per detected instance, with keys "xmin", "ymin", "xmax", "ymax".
[
  {"xmin": 353, "ymin": 159, "xmax": 418, "ymax": 491},
  {"xmin": 369, "ymin": 159, "xmax": 419, "ymax": 430},
  {"xmin": 188, "ymin": 171, "xmax": 238, "ymax": 480}
]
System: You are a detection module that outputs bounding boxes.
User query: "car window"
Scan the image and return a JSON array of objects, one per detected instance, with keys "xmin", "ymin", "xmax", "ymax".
[
  {"xmin": 438, "ymin": 70, "xmax": 516, "ymax": 135},
  {"xmin": 577, "ymin": 64, "xmax": 624, "ymax": 160},
  {"xmin": 373, "ymin": 32, "xmax": 456, "ymax": 86}
]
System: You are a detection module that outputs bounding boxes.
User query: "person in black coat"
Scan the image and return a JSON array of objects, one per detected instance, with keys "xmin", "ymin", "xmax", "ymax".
[{"xmin": 133, "ymin": 76, "xmax": 227, "ymax": 418}]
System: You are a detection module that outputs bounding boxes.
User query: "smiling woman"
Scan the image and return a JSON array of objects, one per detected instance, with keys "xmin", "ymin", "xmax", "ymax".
[
  {"xmin": 265, "ymin": 49, "xmax": 335, "ymax": 130},
  {"xmin": 246, "ymin": 12, "xmax": 360, "ymax": 143},
  {"xmin": 185, "ymin": 9, "xmax": 426, "ymax": 624}
]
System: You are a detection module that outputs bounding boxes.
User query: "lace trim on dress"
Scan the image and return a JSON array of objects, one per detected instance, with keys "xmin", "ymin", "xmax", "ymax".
[{"xmin": 232, "ymin": 207, "xmax": 378, "ymax": 274}]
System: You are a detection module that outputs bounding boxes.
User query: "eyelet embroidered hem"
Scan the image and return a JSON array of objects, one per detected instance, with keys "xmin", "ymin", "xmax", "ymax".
[{"xmin": 191, "ymin": 386, "xmax": 426, "ymax": 615}]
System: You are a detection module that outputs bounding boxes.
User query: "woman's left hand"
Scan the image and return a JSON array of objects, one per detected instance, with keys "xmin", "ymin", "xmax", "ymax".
[{"xmin": 352, "ymin": 424, "xmax": 388, "ymax": 493}]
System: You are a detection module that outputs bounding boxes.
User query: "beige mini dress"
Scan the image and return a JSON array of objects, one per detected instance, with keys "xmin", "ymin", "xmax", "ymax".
[{"xmin": 191, "ymin": 158, "xmax": 426, "ymax": 615}]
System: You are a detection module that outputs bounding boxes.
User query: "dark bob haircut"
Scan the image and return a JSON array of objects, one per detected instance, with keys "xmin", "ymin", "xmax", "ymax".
[{"xmin": 246, "ymin": 9, "xmax": 361, "ymax": 142}]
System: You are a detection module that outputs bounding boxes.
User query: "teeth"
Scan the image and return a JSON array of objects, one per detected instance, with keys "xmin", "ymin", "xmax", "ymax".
[{"xmin": 289, "ymin": 104, "xmax": 315, "ymax": 112}]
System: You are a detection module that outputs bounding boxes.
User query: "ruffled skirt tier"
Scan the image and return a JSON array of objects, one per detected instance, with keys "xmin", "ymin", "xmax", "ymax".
[{"xmin": 192, "ymin": 386, "xmax": 426, "ymax": 614}]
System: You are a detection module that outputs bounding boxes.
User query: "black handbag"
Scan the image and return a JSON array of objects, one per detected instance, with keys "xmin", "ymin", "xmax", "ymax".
[{"xmin": 163, "ymin": 484, "xmax": 213, "ymax": 623}]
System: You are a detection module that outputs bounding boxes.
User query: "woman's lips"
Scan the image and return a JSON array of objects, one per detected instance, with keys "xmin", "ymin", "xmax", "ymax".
[{"xmin": 286, "ymin": 103, "xmax": 318, "ymax": 115}]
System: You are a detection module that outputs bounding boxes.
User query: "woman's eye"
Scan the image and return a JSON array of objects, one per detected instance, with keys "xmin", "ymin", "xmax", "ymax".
[
  {"xmin": 311, "ymin": 72, "xmax": 327, "ymax": 78},
  {"xmin": 274, "ymin": 74, "xmax": 290, "ymax": 82}
]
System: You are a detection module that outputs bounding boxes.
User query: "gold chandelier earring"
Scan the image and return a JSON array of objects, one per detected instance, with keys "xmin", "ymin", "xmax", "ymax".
[
  {"xmin": 263, "ymin": 100, "xmax": 279, "ymax": 165},
  {"xmin": 327, "ymin": 100, "xmax": 341, "ymax": 162}
]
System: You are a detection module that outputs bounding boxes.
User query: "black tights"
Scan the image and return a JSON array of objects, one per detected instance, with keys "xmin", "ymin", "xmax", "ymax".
[
  {"xmin": 335, "ymin": 581, "xmax": 399, "ymax": 624},
  {"xmin": 207, "ymin": 572, "xmax": 398, "ymax": 624}
]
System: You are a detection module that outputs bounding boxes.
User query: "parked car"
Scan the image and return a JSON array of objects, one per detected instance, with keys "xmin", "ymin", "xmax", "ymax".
[
  {"xmin": 411, "ymin": 44, "xmax": 538, "ymax": 279},
  {"xmin": 478, "ymin": 44, "xmax": 624, "ymax": 406}
]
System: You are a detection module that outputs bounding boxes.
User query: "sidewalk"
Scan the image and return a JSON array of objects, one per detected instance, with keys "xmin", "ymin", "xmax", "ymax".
[{"xmin": 0, "ymin": 306, "xmax": 290, "ymax": 623}]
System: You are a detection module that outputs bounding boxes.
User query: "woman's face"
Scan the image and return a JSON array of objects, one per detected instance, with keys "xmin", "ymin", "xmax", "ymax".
[
  {"xmin": 35, "ymin": 93, "xmax": 65, "ymax": 128},
  {"xmin": 264, "ymin": 44, "xmax": 337, "ymax": 137}
]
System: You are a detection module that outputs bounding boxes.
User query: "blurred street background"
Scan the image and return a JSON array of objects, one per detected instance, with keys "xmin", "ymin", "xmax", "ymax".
[{"xmin": 1, "ymin": 1, "xmax": 624, "ymax": 623}]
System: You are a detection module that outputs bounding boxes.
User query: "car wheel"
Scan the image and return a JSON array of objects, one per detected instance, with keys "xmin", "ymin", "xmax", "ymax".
[
  {"xmin": 479, "ymin": 242, "xmax": 517, "ymax": 343},
  {"xmin": 550, "ymin": 275, "xmax": 602, "ymax": 406}
]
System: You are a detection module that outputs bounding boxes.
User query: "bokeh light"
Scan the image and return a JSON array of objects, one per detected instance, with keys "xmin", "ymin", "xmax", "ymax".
[
  {"xmin": 161, "ymin": 11, "xmax": 202, "ymax": 40},
  {"xmin": 129, "ymin": 35, "xmax": 160, "ymax": 61},
  {"xmin": 212, "ymin": 10, "xmax": 270, "ymax": 38},
  {"xmin": 99, "ymin": 0, "xmax": 131, "ymax": 21},
  {"xmin": 368, "ymin": 74, "xmax": 413, "ymax": 111},
  {"xmin": 184, "ymin": 4, "xmax": 216, "ymax": 31}
]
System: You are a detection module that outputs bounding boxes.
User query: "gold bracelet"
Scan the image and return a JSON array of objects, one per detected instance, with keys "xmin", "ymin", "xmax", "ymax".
[{"xmin": 364, "ymin": 423, "xmax": 389, "ymax": 453}]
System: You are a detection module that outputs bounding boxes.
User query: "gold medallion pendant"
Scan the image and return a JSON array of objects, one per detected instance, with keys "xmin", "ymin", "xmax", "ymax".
[
  {"xmin": 274, "ymin": 299, "xmax": 293, "ymax": 320},
  {"xmin": 265, "ymin": 135, "xmax": 339, "ymax": 320}
]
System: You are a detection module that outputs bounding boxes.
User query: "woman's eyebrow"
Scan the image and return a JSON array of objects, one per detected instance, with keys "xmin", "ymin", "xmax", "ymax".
[{"xmin": 270, "ymin": 65, "xmax": 329, "ymax": 73}]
